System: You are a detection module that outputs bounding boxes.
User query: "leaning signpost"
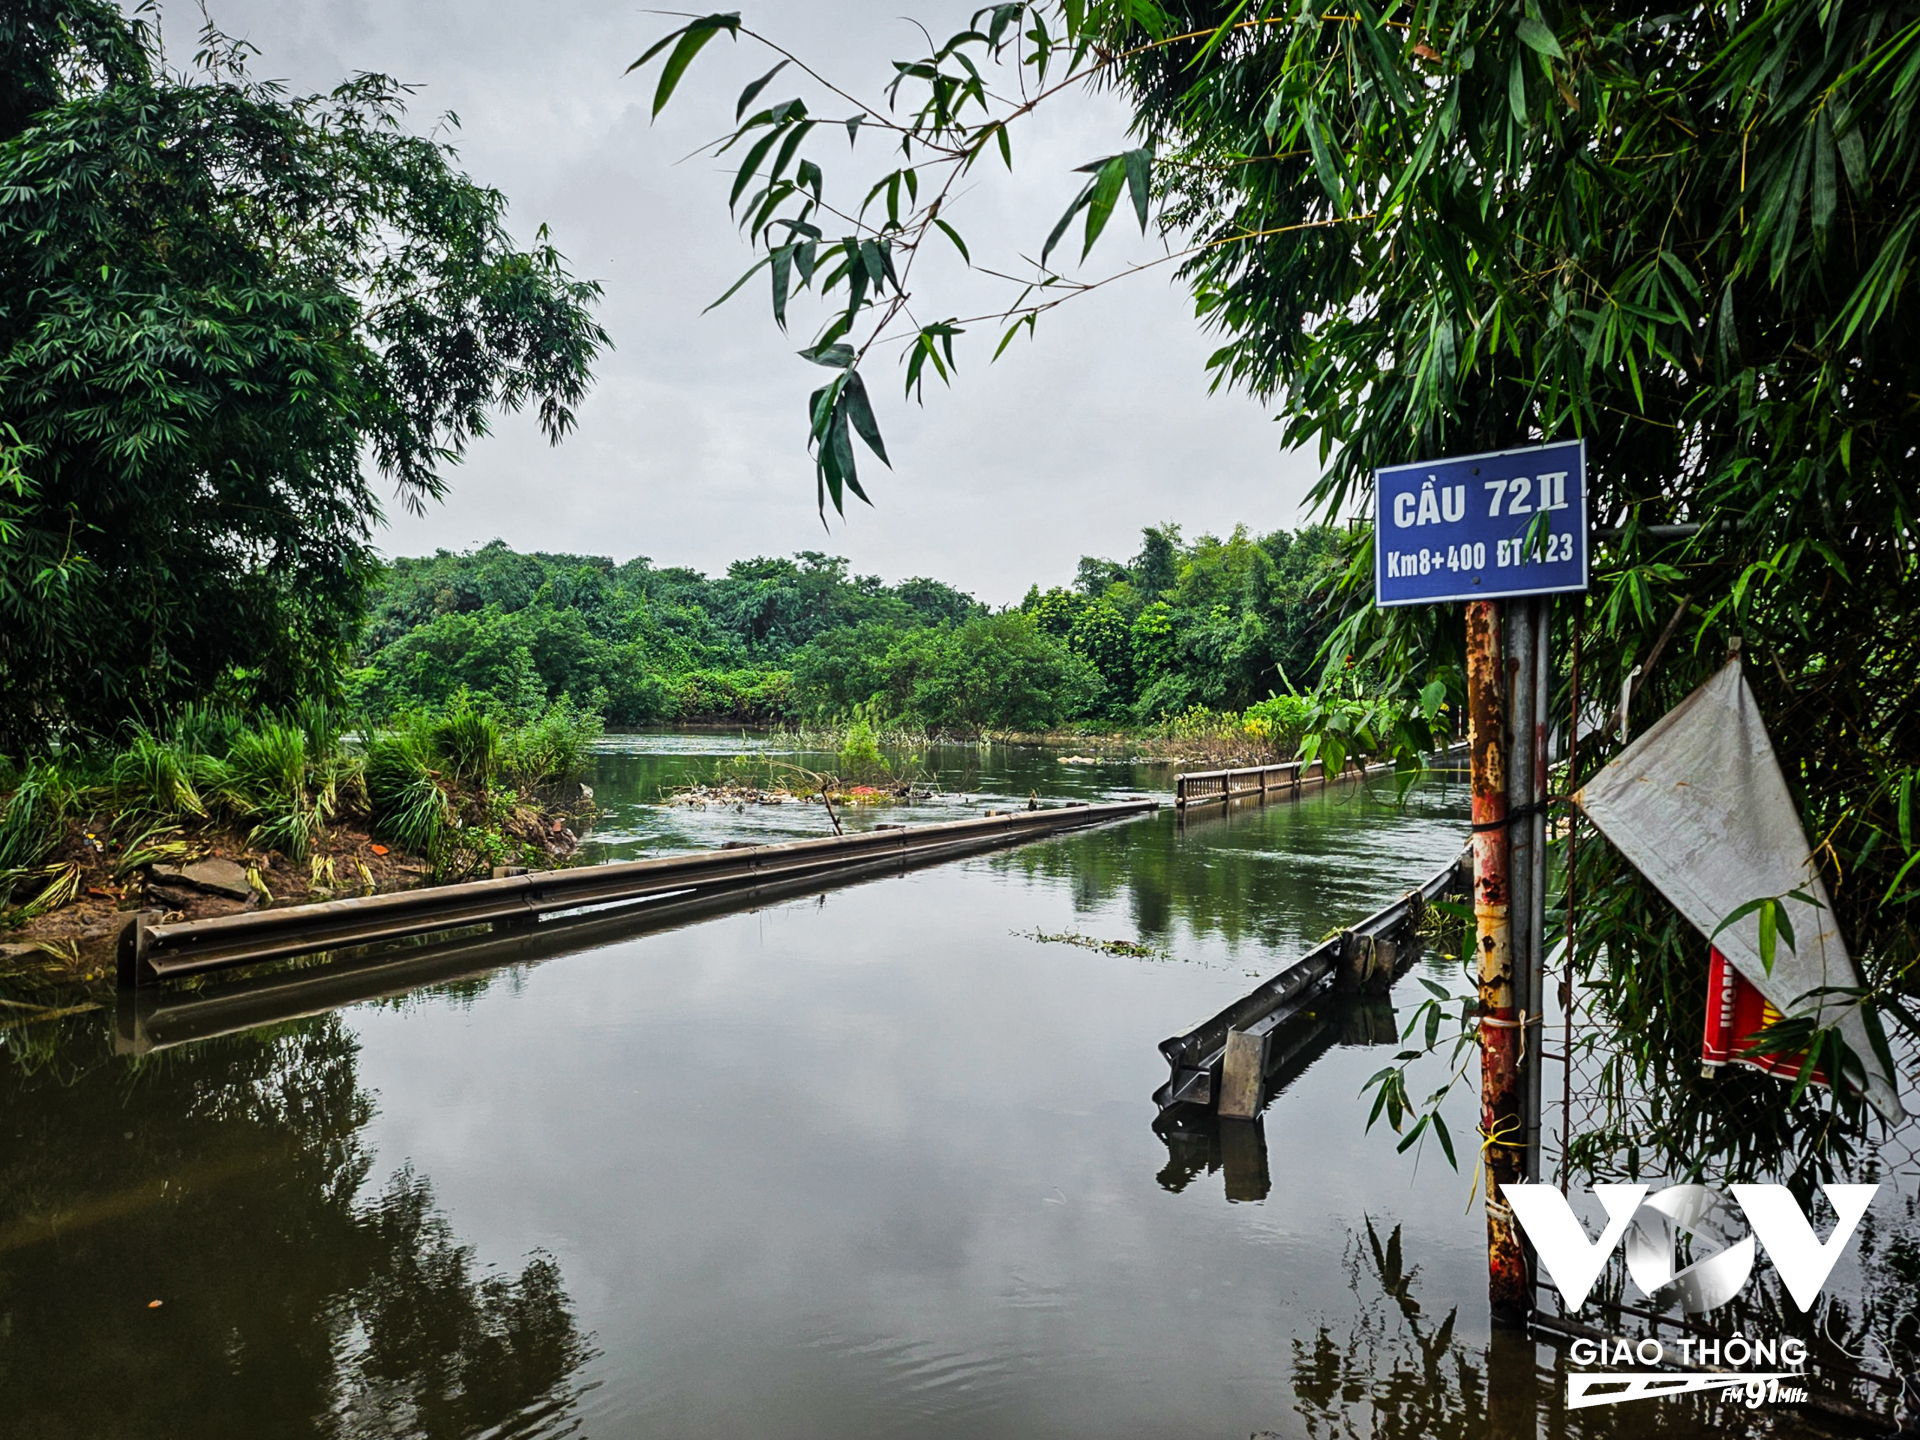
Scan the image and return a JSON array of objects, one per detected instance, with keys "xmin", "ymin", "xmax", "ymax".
[{"xmin": 1376, "ymin": 439, "xmax": 1590, "ymax": 1328}]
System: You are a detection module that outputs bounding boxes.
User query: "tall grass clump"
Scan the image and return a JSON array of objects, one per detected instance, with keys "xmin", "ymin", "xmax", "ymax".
[
  {"xmin": 100, "ymin": 705, "xmax": 370, "ymax": 862},
  {"xmin": 363, "ymin": 724, "xmax": 451, "ymax": 862},
  {"xmin": 109, "ymin": 730, "xmax": 223, "ymax": 820},
  {"xmin": 167, "ymin": 702, "xmax": 250, "ymax": 759},
  {"xmin": 0, "ymin": 763, "xmax": 80, "ymax": 925},
  {"xmin": 426, "ymin": 701, "xmax": 501, "ymax": 786},
  {"xmin": 223, "ymin": 720, "xmax": 328, "ymax": 858}
]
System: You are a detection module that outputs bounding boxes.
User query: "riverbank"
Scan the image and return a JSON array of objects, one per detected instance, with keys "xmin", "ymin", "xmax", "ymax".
[
  {"xmin": 774, "ymin": 703, "xmax": 1313, "ymax": 771},
  {"xmin": 0, "ymin": 701, "xmax": 599, "ymax": 990}
]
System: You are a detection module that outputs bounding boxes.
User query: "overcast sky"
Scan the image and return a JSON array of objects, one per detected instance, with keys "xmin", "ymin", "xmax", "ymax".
[{"xmin": 155, "ymin": 1, "xmax": 1325, "ymax": 605}]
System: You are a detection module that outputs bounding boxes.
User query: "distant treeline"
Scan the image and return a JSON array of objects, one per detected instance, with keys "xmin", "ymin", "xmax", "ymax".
[{"xmin": 354, "ymin": 525, "xmax": 1347, "ymax": 733}]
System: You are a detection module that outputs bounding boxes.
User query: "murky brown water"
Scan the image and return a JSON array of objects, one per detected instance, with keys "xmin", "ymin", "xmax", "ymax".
[{"xmin": 0, "ymin": 737, "xmax": 1911, "ymax": 1437}]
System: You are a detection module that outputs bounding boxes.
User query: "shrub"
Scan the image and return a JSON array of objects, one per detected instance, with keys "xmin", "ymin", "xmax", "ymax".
[
  {"xmin": 109, "ymin": 731, "xmax": 223, "ymax": 821},
  {"xmin": 838, "ymin": 710, "xmax": 886, "ymax": 777},
  {"xmin": 501, "ymin": 699, "xmax": 603, "ymax": 790},
  {"xmin": 1243, "ymin": 694, "xmax": 1312, "ymax": 754}
]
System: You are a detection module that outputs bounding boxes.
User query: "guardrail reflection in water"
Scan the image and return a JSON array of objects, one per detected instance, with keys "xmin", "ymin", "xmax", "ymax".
[{"xmin": 116, "ymin": 799, "xmax": 1158, "ymax": 995}]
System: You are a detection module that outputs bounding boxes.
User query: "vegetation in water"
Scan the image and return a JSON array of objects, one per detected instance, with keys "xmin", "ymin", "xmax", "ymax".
[
  {"xmin": 633, "ymin": 0, "xmax": 1920, "ymax": 1182},
  {"xmin": 1016, "ymin": 929, "xmax": 1173, "ymax": 960}
]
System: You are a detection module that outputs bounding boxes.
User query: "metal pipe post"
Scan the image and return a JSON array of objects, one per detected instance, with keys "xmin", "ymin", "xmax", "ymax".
[
  {"xmin": 1525, "ymin": 597, "xmax": 1552, "ymax": 1183},
  {"xmin": 1468, "ymin": 599, "xmax": 1527, "ymax": 1327},
  {"xmin": 1505, "ymin": 597, "xmax": 1537, "ymax": 1133}
]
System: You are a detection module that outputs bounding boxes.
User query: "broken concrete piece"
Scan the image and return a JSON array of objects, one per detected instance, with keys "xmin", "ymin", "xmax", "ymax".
[
  {"xmin": 182, "ymin": 858, "xmax": 252, "ymax": 899},
  {"xmin": 149, "ymin": 858, "xmax": 251, "ymax": 900}
]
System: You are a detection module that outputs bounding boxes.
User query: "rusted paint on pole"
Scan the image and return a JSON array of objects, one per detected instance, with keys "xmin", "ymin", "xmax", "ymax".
[{"xmin": 1468, "ymin": 598, "xmax": 1528, "ymax": 1327}]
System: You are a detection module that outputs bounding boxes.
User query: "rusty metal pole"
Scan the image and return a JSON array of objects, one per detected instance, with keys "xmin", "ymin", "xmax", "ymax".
[
  {"xmin": 1525, "ymin": 596, "xmax": 1552, "ymax": 1185},
  {"xmin": 1468, "ymin": 599, "xmax": 1527, "ymax": 1327}
]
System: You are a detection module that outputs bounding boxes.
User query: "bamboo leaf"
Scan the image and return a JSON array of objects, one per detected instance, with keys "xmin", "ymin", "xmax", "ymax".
[
  {"xmin": 1516, "ymin": 16, "xmax": 1564, "ymax": 60},
  {"xmin": 770, "ymin": 244, "xmax": 792, "ymax": 329},
  {"xmin": 702, "ymin": 254, "xmax": 771, "ymax": 312},
  {"xmin": 1811, "ymin": 105, "xmax": 1837, "ymax": 237},
  {"xmin": 1042, "ymin": 178, "xmax": 1094, "ymax": 266},
  {"xmin": 840, "ymin": 369, "xmax": 890, "ymax": 465},
  {"xmin": 632, "ymin": 14, "xmax": 740, "ymax": 119},
  {"xmin": 1082, "ymin": 154, "xmax": 1127, "ymax": 258},
  {"xmin": 736, "ymin": 59, "xmax": 790, "ymax": 120},
  {"xmin": 798, "ymin": 341, "xmax": 855, "ymax": 368},
  {"xmin": 1123, "ymin": 147, "xmax": 1152, "ymax": 232},
  {"xmin": 933, "ymin": 218, "xmax": 970, "ymax": 263}
]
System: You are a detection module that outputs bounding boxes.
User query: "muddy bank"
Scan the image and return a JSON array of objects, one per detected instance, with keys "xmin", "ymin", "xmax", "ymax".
[{"xmin": 1, "ymin": 806, "xmax": 587, "ymax": 997}]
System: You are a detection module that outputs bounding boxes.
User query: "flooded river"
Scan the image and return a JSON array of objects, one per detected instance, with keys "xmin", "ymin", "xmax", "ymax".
[{"xmin": 1, "ymin": 735, "xmax": 1912, "ymax": 1437}]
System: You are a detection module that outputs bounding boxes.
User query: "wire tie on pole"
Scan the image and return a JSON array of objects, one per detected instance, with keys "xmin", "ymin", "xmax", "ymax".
[
  {"xmin": 1469, "ymin": 795, "xmax": 1568, "ymax": 831},
  {"xmin": 1471, "ymin": 1113, "xmax": 1528, "ymax": 1208},
  {"xmin": 1478, "ymin": 1010, "xmax": 1542, "ymax": 1063}
]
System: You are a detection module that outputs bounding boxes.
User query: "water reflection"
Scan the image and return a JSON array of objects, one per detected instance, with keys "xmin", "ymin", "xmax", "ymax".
[
  {"xmin": 581, "ymin": 732, "xmax": 1172, "ymax": 859},
  {"xmin": 992, "ymin": 782, "xmax": 1468, "ymax": 957},
  {"xmin": 0, "ymin": 1016, "xmax": 593, "ymax": 1439},
  {"xmin": 1292, "ymin": 1221, "xmax": 1796, "ymax": 1440},
  {"xmin": 1286, "ymin": 1201, "xmax": 1920, "ymax": 1439}
]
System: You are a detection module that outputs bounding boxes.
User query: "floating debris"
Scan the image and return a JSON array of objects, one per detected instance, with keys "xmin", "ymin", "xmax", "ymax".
[
  {"xmin": 1015, "ymin": 928, "xmax": 1171, "ymax": 960},
  {"xmin": 665, "ymin": 783, "xmax": 799, "ymax": 808}
]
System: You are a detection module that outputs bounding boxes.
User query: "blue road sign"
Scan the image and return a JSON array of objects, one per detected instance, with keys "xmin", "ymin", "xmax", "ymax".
[{"xmin": 1374, "ymin": 439, "xmax": 1589, "ymax": 607}]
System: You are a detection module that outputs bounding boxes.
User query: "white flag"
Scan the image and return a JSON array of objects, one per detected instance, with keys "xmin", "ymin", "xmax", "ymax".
[{"xmin": 1575, "ymin": 659, "xmax": 1905, "ymax": 1122}]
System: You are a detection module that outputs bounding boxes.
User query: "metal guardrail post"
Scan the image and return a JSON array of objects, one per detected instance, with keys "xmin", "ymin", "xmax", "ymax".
[{"xmin": 116, "ymin": 911, "xmax": 158, "ymax": 990}]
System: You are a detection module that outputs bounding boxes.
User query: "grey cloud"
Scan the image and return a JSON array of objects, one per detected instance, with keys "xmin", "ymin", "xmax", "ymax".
[{"xmin": 156, "ymin": 0, "xmax": 1322, "ymax": 603}]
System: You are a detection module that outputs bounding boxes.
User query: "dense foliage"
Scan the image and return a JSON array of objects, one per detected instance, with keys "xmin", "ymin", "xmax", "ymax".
[
  {"xmin": 0, "ymin": 2, "xmax": 605, "ymax": 753},
  {"xmin": 639, "ymin": 0, "xmax": 1920, "ymax": 1173},
  {"xmin": 354, "ymin": 525, "xmax": 1344, "ymax": 734},
  {"xmin": 0, "ymin": 696, "xmax": 601, "ymax": 924}
]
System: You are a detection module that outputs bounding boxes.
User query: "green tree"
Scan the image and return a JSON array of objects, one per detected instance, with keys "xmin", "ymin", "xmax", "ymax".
[
  {"xmin": 879, "ymin": 611, "xmax": 1101, "ymax": 732},
  {"xmin": 1131, "ymin": 525, "xmax": 1181, "ymax": 600},
  {"xmin": 0, "ymin": 4, "xmax": 606, "ymax": 752},
  {"xmin": 641, "ymin": 0, "xmax": 1920, "ymax": 1170},
  {"xmin": 1026, "ymin": 585, "xmax": 1089, "ymax": 638}
]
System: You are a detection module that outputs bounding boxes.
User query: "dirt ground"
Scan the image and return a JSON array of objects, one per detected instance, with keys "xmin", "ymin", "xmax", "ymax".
[{"xmin": 0, "ymin": 809, "xmax": 583, "ymax": 993}]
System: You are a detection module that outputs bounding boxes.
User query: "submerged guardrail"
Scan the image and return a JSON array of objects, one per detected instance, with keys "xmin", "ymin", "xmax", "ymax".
[
  {"xmin": 116, "ymin": 799, "xmax": 1158, "ymax": 991},
  {"xmin": 1173, "ymin": 742, "xmax": 1469, "ymax": 810},
  {"xmin": 1152, "ymin": 847, "xmax": 1471, "ymax": 1118},
  {"xmin": 1174, "ymin": 760, "xmax": 1322, "ymax": 807}
]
